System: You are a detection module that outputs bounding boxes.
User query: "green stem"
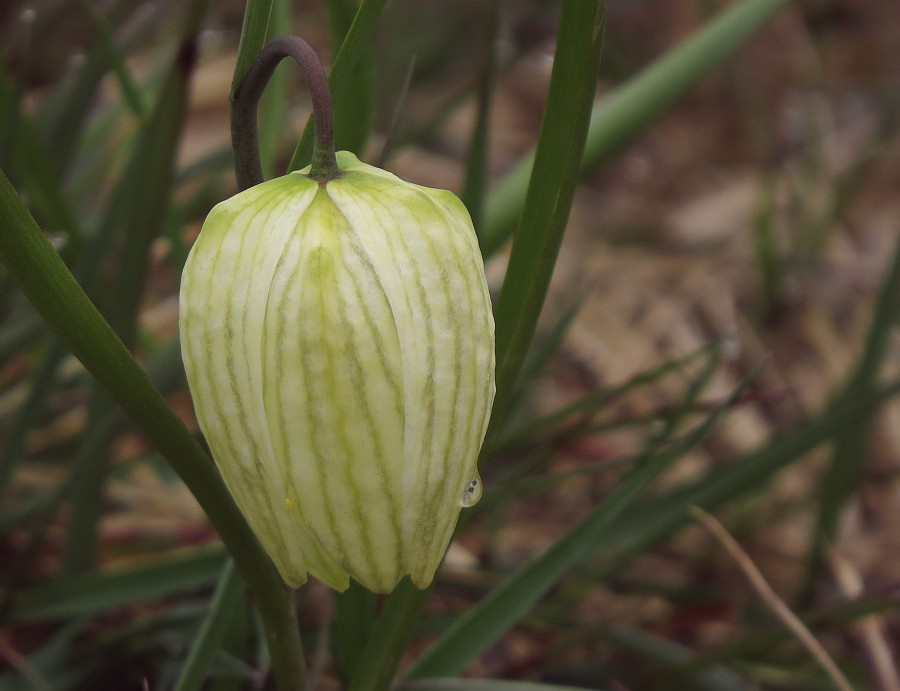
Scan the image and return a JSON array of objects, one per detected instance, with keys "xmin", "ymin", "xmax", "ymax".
[
  {"xmin": 231, "ymin": 36, "xmax": 340, "ymax": 188},
  {"xmin": 0, "ymin": 169, "xmax": 307, "ymax": 691}
]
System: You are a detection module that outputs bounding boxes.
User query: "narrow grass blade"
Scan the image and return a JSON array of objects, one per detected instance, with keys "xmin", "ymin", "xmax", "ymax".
[
  {"xmin": 752, "ymin": 176, "xmax": 782, "ymax": 318},
  {"xmin": 287, "ymin": 0, "xmax": 388, "ymax": 171},
  {"xmin": 603, "ymin": 627, "xmax": 746, "ymax": 691},
  {"xmin": 44, "ymin": 0, "xmax": 143, "ymax": 171},
  {"xmin": 0, "ymin": 35, "xmax": 194, "ymax": 500},
  {"xmin": 492, "ymin": 343, "xmax": 718, "ymax": 454},
  {"xmin": 810, "ymin": 239, "xmax": 900, "ymax": 573},
  {"xmin": 61, "ymin": 394, "xmax": 117, "ymax": 574},
  {"xmin": 404, "ymin": 362, "xmax": 755, "ymax": 678},
  {"xmin": 0, "ymin": 338, "xmax": 66, "ymax": 495},
  {"xmin": 595, "ymin": 380, "xmax": 900, "ymax": 582},
  {"xmin": 0, "ymin": 620, "xmax": 94, "ymax": 691},
  {"xmin": 396, "ymin": 681, "xmax": 600, "ymax": 691},
  {"xmin": 82, "ymin": 0, "xmax": 146, "ymax": 119},
  {"xmin": 515, "ymin": 299, "xmax": 582, "ymax": 389},
  {"xmin": 463, "ymin": 0, "xmax": 500, "ymax": 236},
  {"xmin": 10, "ymin": 549, "xmax": 227, "ymax": 621},
  {"xmin": 481, "ymin": 0, "xmax": 794, "ymax": 257},
  {"xmin": 0, "ymin": 61, "xmax": 83, "ymax": 252},
  {"xmin": 257, "ymin": 0, "xmax": 292, "ymax": 178},
  {"xmin": 490, "ymin": 1, "xmax": 607, "ymax": 431},
  {"xmin": 326, "ymin": 0, "xmax": 377, "ymax": 155},
  {"xmin": 662, "ymin": 596, "xmax": 900, "ymax": 687},
  {"xmin": 173, "ymin": 560, "xmax": 244, "ymax": 691},
  {"xmin": 231, "ymin": 0, "xmax": 274, "ymax": 98},
  {"xmin": 63, "ymin": 0, "xmax": 209, "ymax": 575}
]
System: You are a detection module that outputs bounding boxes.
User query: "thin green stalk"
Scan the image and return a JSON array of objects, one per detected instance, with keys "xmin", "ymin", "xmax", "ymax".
[
  {"xmin": 231, "ymin": 0, "xmax": 274, "ymax": 98},
  {"xmin": 287, "ymin": 0, "xmax": 388, "ymax": 171},
  {"xmin": 173, "ymin": 560, "xmax": 244, "ymax": 691},
  {"xmin": 0, "ymin": 170, "xmax": 305, "ymax": 691}
]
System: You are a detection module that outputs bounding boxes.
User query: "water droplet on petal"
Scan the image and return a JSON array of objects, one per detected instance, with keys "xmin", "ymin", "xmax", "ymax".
[{"xmin": 460, "ymin": 472, "xmax": 483, "ymax": 508}]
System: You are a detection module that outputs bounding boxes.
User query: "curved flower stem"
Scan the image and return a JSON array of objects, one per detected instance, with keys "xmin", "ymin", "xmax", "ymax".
[{"xmin": 231, "ymin": 36, "xmax": 341, "ymax": 188}]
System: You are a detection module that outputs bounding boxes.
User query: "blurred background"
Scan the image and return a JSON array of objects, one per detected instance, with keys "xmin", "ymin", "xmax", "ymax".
[{"xmin": 1, "ymin": 0, "xmax": 898, "ymax": 689}]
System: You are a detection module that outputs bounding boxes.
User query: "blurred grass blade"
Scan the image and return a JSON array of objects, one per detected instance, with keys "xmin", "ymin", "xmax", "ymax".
[
  {"xmin": 603, "ymin": 627, "xmax": 746, "ymax": 691},
  {"xmin": 375, "ymin": 55, "xmax": 416, "ymax": 168},
  {"xmin": 596, "ymin": 380, "xmax": 900, "ymax": 582},
  {"xmin": 404, "ymin": 363, "xmax": 756, "ymax": 679},
  {"xmin": 396, "ymin": 681, "xmax": 599, "ymax": 691},
  {"xmin": 490, "ymin": 343, "xmax": 718, "ymax": 454},
  {"xmin": 490, "ymin": 0, "xmax": 606, "ymax": 432},
  {"xmin": 81, "ymin": 0, "xmax": 147, "ymax": 119},
  {"xmin": 173, "ymin": 560, "xmax": 244, "ymax": 691},
  {"xmin": 810, "ymin": 239, "xmax": 900, "ymax": 573},
  {"xmin": 0, "ymin": 60, "xmax": 83, "ymax": 252},
  {"xmin": 44, "ymin": 0, "xmax": 143, "ymax": 171},
  {"xmin": 481, "ymin": 0, "xmax": 794, "ymax": 257},
  {"xmin": 10, "ymin": 549, "xmax": 227, "ymax": 621},
  {"xmin": 0, "ymin": 619, "xmax": 94, "ymax": 691},
  {"xmin": 463, "ymin": 0, "xmax": 500, "ymax": 236},
  {"xmin": 0, "ymin": 166, "xmax": 307, "ymax": 691},
  {"xmin": 231, "ymin": 0, "xmax": 274, "ymax": 98},
  {"xmin": 287, "ymin": 0, "xmax": 388, "ymax": 170},
  {"xmin": 0, "ymin": 312, "xmax": 44, "ymax": 361},
  {"xmin": 664, "ymin": 596, "xmax": 900, "ymax": 686},
  {"xmin": 61, "ymin": 395, "xmax": 116, "ymax": 573},
  {"xmin": 327, "ymin": 0, "xmax": 377, "ymax": 155},
  {"xmin": 63, "ymin": 0, "xmax": 209, "ymax": 574},
  {"xmin": 0, "ymin": 23, "xmax": 197, "ymax": 498},
  {"xmin": 752, "ymin": 176, "xmax": 782, "ymax": 318},
  {"xmin": 257, "ymin": 0, "xmax": 292, "ymax": 178},
  {"xmin": 0, "ymin": 338, "xmax": 65, "ymax": 495}
]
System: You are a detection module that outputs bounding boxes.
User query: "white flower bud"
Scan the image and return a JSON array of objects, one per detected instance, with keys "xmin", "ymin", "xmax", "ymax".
[{"xmin": 179, "ymin": 151, "xmax": 495, "ymax": 593}]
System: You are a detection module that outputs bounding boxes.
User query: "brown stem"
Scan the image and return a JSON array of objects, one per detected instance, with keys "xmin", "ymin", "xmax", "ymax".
[{"xmin": 231, "ymin": 36, "xmax": 341, "ymax": 189}]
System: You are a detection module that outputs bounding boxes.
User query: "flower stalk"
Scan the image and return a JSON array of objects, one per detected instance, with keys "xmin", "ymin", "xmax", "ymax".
[{"xmin": 231, "ymin": 36, "xmax": 341, "ymax": 188}]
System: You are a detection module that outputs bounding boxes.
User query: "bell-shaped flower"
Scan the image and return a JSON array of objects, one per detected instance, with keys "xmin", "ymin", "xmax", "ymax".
[{"xmin": 179, "ymin": 151, "xmax": 495, "ymax": 593}]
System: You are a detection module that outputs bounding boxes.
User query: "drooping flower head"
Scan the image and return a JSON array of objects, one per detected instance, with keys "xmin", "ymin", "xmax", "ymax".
[{"xmin": 179, "ymin": 151, "xmax": 495, "ymax": 593}]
